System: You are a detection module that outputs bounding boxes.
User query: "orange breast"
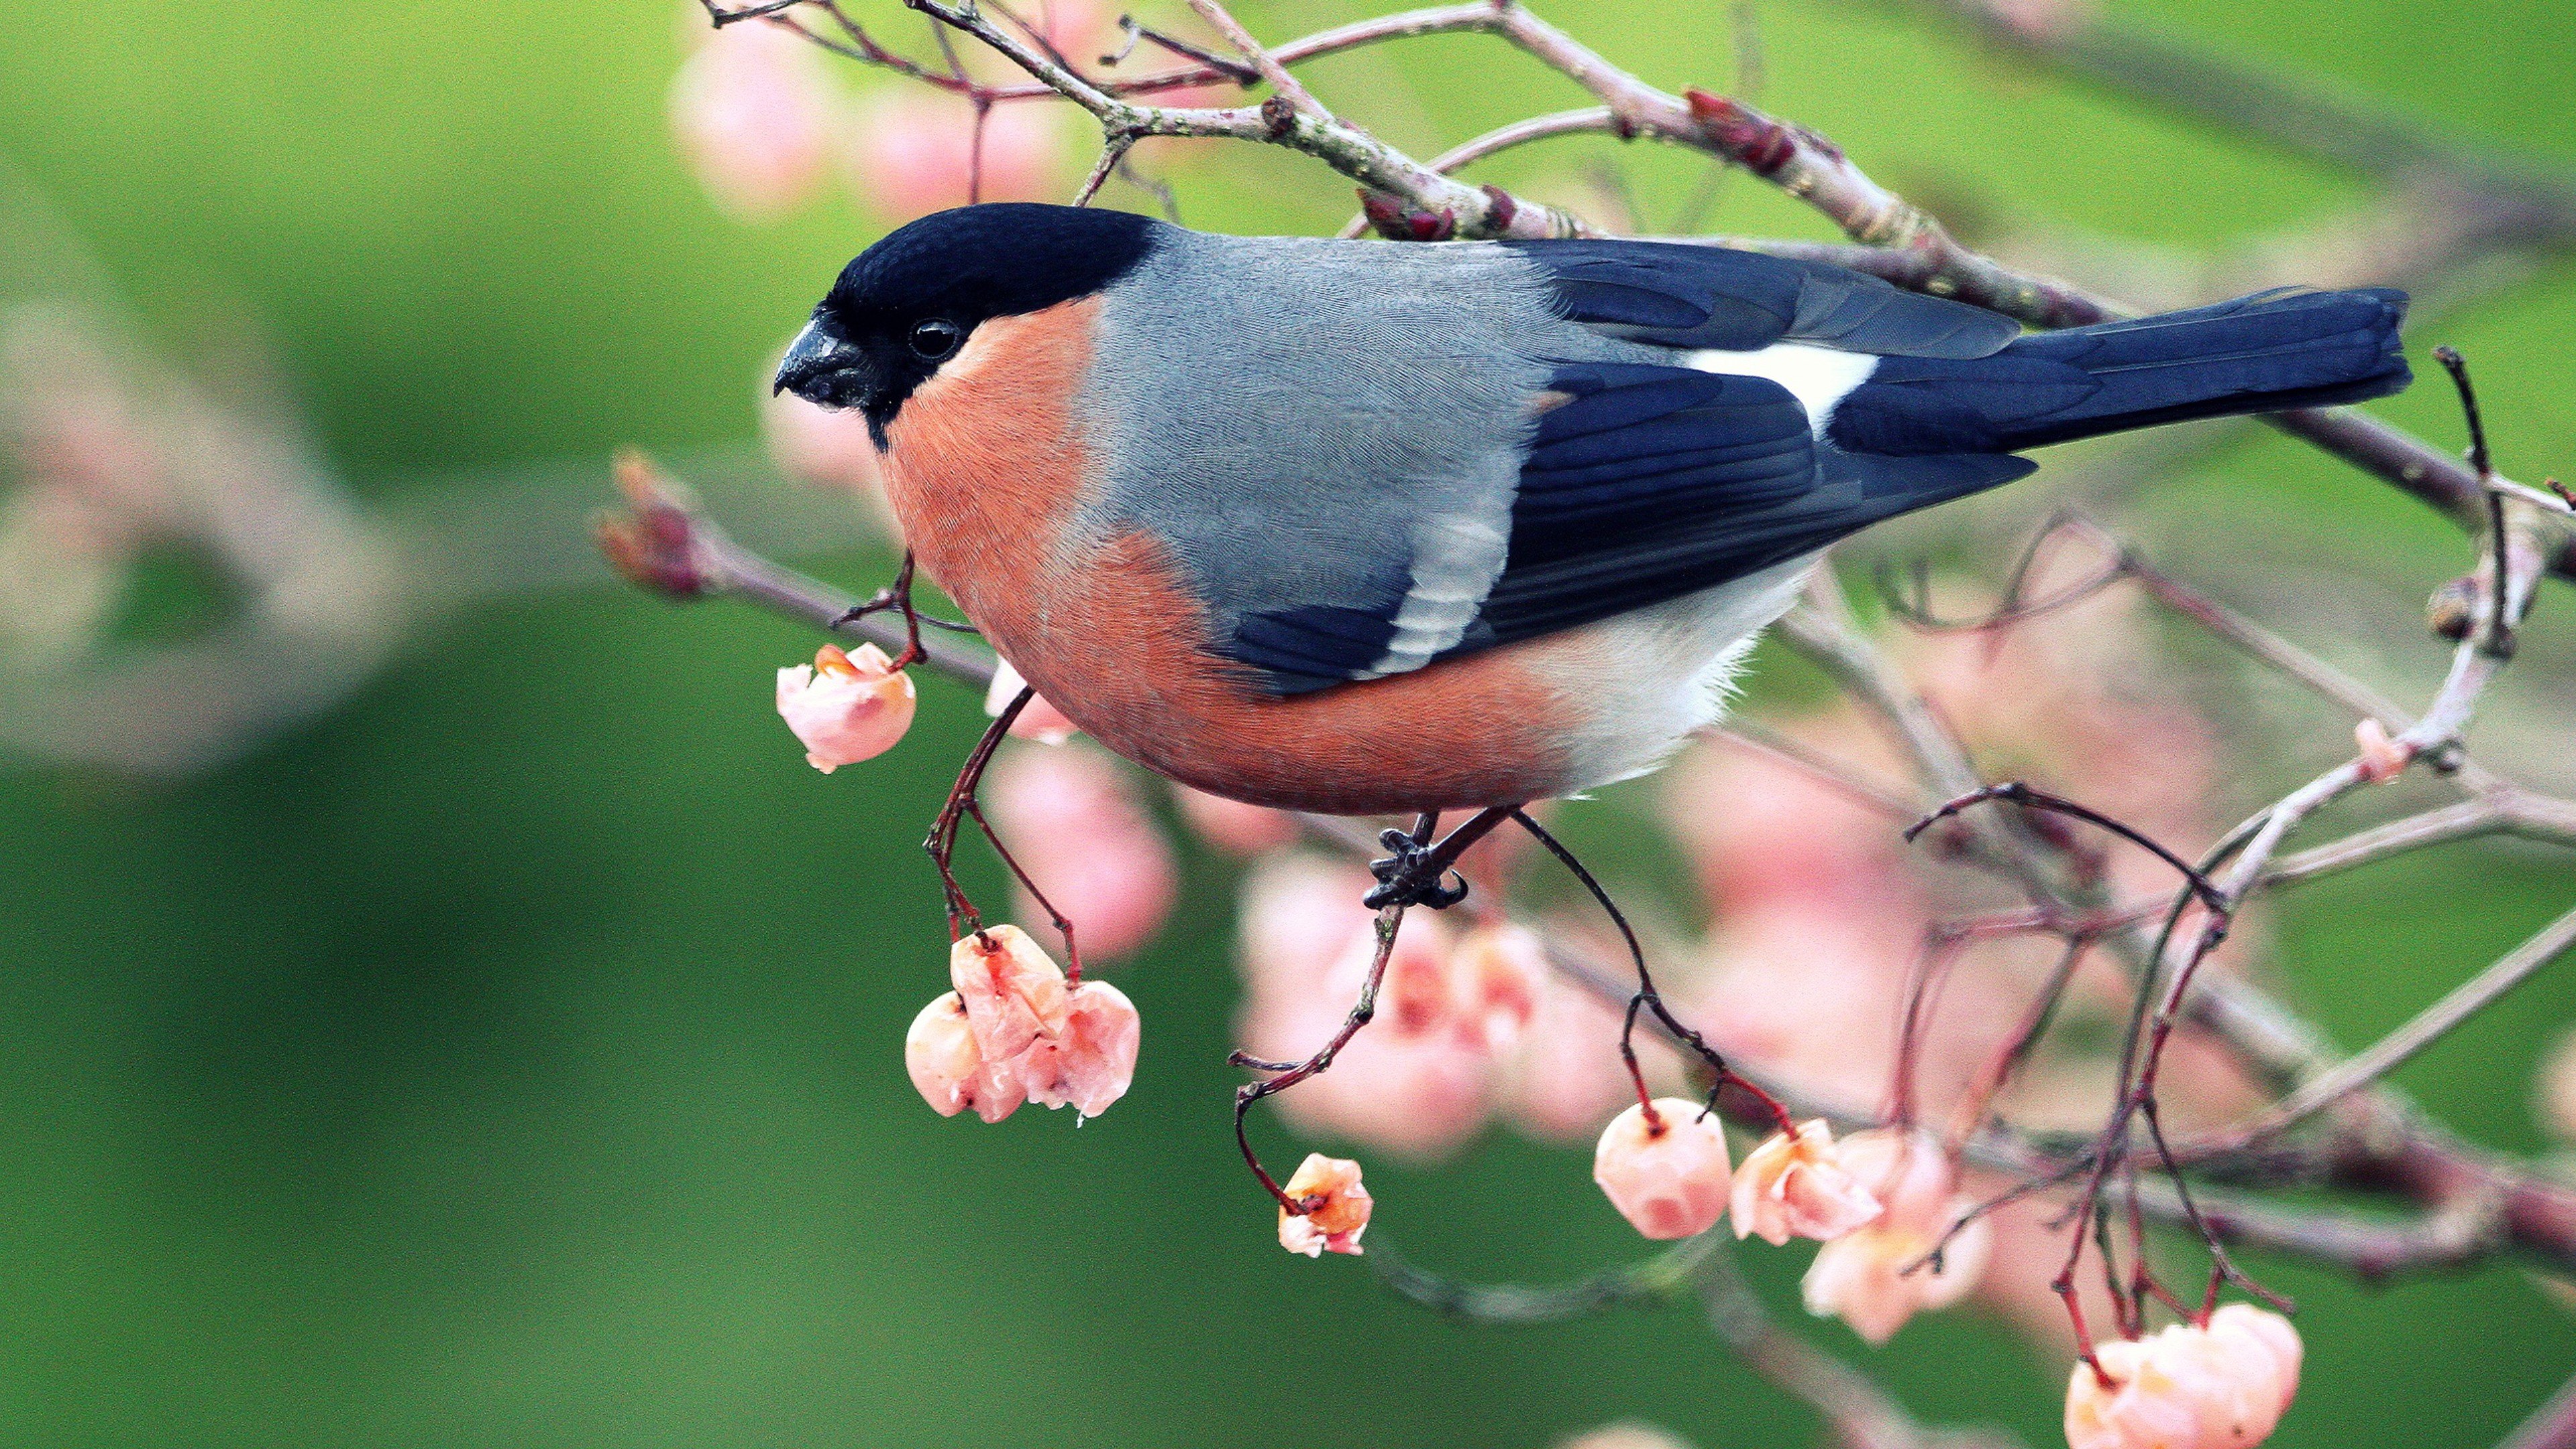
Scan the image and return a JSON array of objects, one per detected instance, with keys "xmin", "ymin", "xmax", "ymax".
[{"xmin": 879, "ymin": 298, "xmax": 1585, "ymax": 815}]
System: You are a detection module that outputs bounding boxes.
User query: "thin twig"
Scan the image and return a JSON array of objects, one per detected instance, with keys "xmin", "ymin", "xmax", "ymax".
[
  {"xmin": 1234, "ymin": 898, "xmax": 1411, "ymax": 1210},
  {"xmin": 1368, "ymin": 1233, "xmax": 1713, "ymax": 1324},
  {"xmin": 2196, "ymin": 902, "xmax": 2576, "ymax": 1149},
  {"xmin": 1701, "ymin": 1240, "xmax": 2024, "ymax": 1449},
  {"xmin": 1183, "ymin": 0, "xmax": 1324, "ymax": 116}
]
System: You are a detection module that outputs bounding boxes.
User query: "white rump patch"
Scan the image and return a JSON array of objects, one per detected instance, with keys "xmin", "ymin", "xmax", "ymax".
[{"xmin": 1685, "ymin": 342, "xmax": 1879, "ymax": 435}]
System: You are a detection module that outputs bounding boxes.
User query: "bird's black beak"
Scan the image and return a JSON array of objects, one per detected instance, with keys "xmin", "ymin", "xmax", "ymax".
[{"xmin": 773, "ymin": 319, "xmax": 877, "ymax": 411}]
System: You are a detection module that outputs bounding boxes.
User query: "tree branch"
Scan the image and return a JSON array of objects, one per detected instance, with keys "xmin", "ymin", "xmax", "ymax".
[{"xmin": 2195, "ymin": 902, "xmax": 2576, "ymax": 1150}]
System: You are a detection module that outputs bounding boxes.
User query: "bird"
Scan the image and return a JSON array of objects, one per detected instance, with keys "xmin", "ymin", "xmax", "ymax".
[{"xmin": 773, "ymin": 202, "xmax": 2410, "ymax": 820}]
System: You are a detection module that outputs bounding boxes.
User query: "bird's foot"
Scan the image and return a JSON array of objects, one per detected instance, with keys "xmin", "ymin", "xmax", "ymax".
[{"xmin": 1363, "ymin": 828, "xmax": 1470, "ymax": 910}]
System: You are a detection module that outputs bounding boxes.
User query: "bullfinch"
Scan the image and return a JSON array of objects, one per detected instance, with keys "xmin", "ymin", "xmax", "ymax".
[{"xmin": 773, "ymin": 203, "xmax": 2409, "ymax": 818}]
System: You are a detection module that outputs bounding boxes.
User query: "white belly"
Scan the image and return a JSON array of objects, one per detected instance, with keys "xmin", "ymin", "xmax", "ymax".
[{"xmin": 1555, "ymin": 553, "xmax": 1820, "ymax": 794}]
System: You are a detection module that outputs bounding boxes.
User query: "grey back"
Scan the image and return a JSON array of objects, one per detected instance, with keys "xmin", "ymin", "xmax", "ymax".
[{"xmin": 1073, "ymin": 227, "xmax": 1620, "ymax": 678}]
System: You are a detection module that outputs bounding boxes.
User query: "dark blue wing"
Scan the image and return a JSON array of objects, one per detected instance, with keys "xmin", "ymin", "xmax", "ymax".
[
  {"xmin": 1220, "ymin": 360, "xmax": 2034, "ymax": 690},
  {"xmin": 1212, "ymin": 235, "xmax": 2030, "ymax": 696},
  {"xmin": 1444, "ymin": 361, "xmax": 2034, "ymax": 656},
  {"xmin": 1501, "ymin": 239, "xmax": 2022, "ymax": 358},
  {"xmin": 1224, "ymin": 604, "xmax": 1405, "ymax": 692}
]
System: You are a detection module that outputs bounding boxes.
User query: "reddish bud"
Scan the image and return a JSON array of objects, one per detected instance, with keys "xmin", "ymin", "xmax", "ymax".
[
  {"xmin": 1682, "ymin": 89, "xmax": 1796, "ymax": 175},
  {"xmin": 2354, "ymin": 718, "xmax": 2412, "ymax": 783},
  {"xmin": 1358, "ymin": 189, "xmax": 1458, "ymax": 241}
]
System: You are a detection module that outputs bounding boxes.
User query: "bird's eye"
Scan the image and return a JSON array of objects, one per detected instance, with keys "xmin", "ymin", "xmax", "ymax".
[{"xmin": 908, "ymin": 318, "xmax": 963, "ymax": 361}]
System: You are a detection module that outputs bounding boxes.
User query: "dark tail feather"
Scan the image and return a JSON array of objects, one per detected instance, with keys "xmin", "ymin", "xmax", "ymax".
[{"xmin": 1827, "ymin": 287, "xmax": 2411, "ymax": 456}]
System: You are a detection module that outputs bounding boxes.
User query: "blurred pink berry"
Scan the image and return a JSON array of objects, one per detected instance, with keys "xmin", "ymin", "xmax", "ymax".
[
  {"xmin": 1027, "ymin": 0, "xmax": 1118, "ymax": 60},
  {"xmin": 1236, "ymin": 854, "xmax": 1379, "ymax": 996},
  {"xmin": 1232, "ymin": 861, "xmax": 1502, "ymax": 1160},
  {"xmin": 1836, "ymin": 1127, "xmax": 1954, "ymax": 1222},
  {"xmin": 1988, "ymin": 0, "xmax": 2099, "ymax": 44},
  {"xmin": 1452, "ymin": 922, "xmax": 1545, "ymax": 1052},
  {"xmin": 844, "ymin": 89, "xmax": 1067, "ymax": 221},
  {"xmin": 1172, "ymin": 782, "xmax": 1300, "ymax": 857},
  {"xmin": 2538, "ymin": 1026, "xmax": 2576, "ymax": 1141},
  {"xmin": 760, "ymin": 382, "xmax": 901, "ymax": 540},
  {"xmin": 1662, "ymin": 719, "xmax": 1918, "ymax": 916},
  {"xmin": 2354, "ymin": 717, "xmax": 2412, "ymax": 783},
  {"xmin": 949, "ymin": 924, "xmax": 1071, "ymax": 1061},
  {"xmin": 668, "ymin": 17, "xmax": 843, "ymax": 221},
  {"xmin": 1277, "ymin": 1152, "xmax": 1372, "ymax": 1256},
  {"xmin": 1972, "ymin": 1188, "xmax": 2134, "ymax": 1356},
  {"xmin": 1799, "ymin": 1128, "xmax": 1988, "ymax": 1343},
  {"xmin": 1284, "ymin": 1019, "xmax": 1492, "ymax": 1163},
  {"xmin": 1803, "ymin": 1210, "xmax": 1991, "ymax": 1343},
  {"xmin": 1380, "ymin": 912, "xmax": 1463, "ymax": 1036},
  {"xmin": 1259, "ymin": 911, "xmax": 1495, "ymax": 1162},
  {"xmin": 1018, "ymin": 978, "xmax": 1142, "ymax": 1119},
  {"xmin": 776, "ymin": 642, "xmax": 916, "ymax": 771},
  {"xmin": 1732, "ymin": 1119, "xmax": 1882, "ymax": 1246},
  {"xmin": 985, "ymin": 657, "xmax": 1081, "ymax": 745},
  {"xmin": 1593, "ymin": 1098, "xmax": 1733, "ymax": 1240},
  {"xmin": 1497, "ymin": 971, "xmax": 1655, "ymax": 1144},
  {"xmin": 987, "ymin": 741, "xmax": 1178, "ymax": 962},
  {"xmin": 2065, "ymin": 1304, "xmax": 2303, "ymax": 1449},
  {"xmin": 1680, "ymin": 900, "xmax": 1956, "ymax": 1118},
  {"xmin": 904, "ymin": 991, "xmax": 1026, "ymax": 1123}
]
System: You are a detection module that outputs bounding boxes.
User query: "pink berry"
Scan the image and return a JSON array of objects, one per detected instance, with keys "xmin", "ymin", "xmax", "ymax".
[
  {"xmin": 1593, "ymin": 1098, "xmax": 1733, "ymax": 1240},
  {"xmin": 2065, "ymin": 1304, "xmax": 2303, "ymax": 1449},
  {"xmin": 947, "ymin": 924, "xmax": 1071, "ymax": 1062},
  {"xmin": 987, "ymin": 741, "xmax": 1178, "ymax": 963},
  {"xmin": 1018, "ymin": 979, "xmax": 1142, "ymax": 1120},
  {"xmin": 1731, "ymin": 1119, "xmax": 1883, "ymax": 1246},
  {"xmin": 1277, "ymin": 1152, "xmax": 1371, "ymax": 1256},
  {"xmin": 904, "ymin": 991, "xmax": 1025, "ymax": 1124},
  {"xmin": 775, "ymin": 643, "xmax": 914, "ymax": 772},
  {"xmin": 667, "ymin": 19, "xmax": 842, "ymax": 221}
]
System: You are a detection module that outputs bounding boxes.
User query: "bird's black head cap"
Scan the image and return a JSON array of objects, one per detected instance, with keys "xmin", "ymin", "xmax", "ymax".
[{"xmin": 773, "ymin": 203, "xmax": 1160, "ymax": 441}]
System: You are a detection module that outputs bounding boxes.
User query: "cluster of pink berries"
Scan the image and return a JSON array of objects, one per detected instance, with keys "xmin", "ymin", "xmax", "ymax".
[
  {"xmin": 2065, "ymin": 1305, "xmax": 2304, "ymax": 1449},
  {"xmin": 667, "ymin": 8, "xmax": 1073, "ymax": 225},
  {"xmin": 906, "ymin": 925, "xmax": 1140, "ymax": 1123},
  {"xmin": 769, "ymin": 633, "xmax": 2307, "ymax": 1448},
  {"xmin": 1592, "ymin": 1105, "xmax": 2302, "ymax": 1444}
]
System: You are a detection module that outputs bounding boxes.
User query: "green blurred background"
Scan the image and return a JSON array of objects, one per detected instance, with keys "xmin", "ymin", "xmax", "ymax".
[{"xmin": 1, "ymin": 1, "xmax": 2573, "ymax": 1444}]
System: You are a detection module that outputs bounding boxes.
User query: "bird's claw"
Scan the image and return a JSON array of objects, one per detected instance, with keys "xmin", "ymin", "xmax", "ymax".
[{"xmin": 1363, "ymin": 830, "xmax": 1470, "ymax": 910}]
